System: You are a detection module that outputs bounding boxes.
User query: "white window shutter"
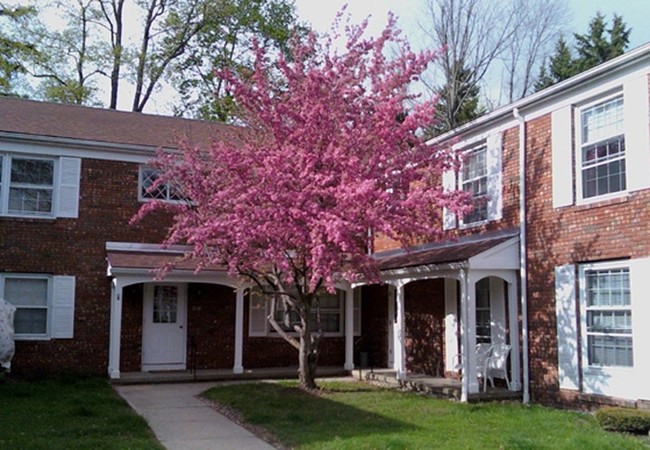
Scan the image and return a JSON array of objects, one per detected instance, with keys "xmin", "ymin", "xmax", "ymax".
[
  {"xmin": 353, "ymin": 289, "xmax": 361, "ymax": 336},
  {"xmin": 57, "ymin": 157, "xmax": 81, "ymax": 218},
  {"xmin": 248, "ymin": 293, "xmax": 268, "ymax": 337},
  {"xmin": 486, "ymin": 132, "xmax": 503, "ymax": 221},
  {"xmin": 551, "ymin": 106, "xmax": 574, "ymax": 208},
  {"xmin": 442, "ymin": 169, "xmax": 457, "ymax": 230},
  {"xmin": 52, "ymin": 276, "xmax": 75, "ymax": 339},
  {"xmin": 555, "ymin": 264, "xmax": 579, "ymax": 390},
  {"xmin": 623, "ymin": 76, "xmax": 650, "ymax": 192}
]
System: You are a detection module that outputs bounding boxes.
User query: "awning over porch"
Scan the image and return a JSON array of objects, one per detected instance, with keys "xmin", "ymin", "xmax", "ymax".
[
  {"xmin": 106, "ymin": 242, "xmax": 225, "ymax": 275},
  {"xmin": 375, "ymin": 229, "xmax": 519, "ymax": 272}
]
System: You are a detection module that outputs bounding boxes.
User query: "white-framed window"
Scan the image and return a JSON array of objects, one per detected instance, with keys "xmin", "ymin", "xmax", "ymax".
[
  {"xmin": 582, "ymin": 264, "xmax": 632, "ymax": 368},
  {"xmin": 249, "ymin": 288, "xmax": 361, "ymax": 337},
  {"xmin": 475, "ymin": 278, "xmax": 491, "ymax": 344},
  {"xmin": 139, "ymin": 166, "xmax": 185, "ymax": 202},
  {"xmin": 443, "ymin": 132, "xmax": 501, "ymax": 230},
  {"xmin": 0, "ymin": 153, "xmax": 80, "ymax": 218},
  {"xmin": 0, "ymin": 274, "xmax": 75, "ymax": 340},
  {"xmin": 460, "ymin": 145, "xmax": 488, "ymax": 225},
  {"xmin": 3, "ymin": 275, "xmax": 50, "ymax": 337},
  {"xmin": 577, "ymin": 94, "xmax": 626, "ymax": 201}
]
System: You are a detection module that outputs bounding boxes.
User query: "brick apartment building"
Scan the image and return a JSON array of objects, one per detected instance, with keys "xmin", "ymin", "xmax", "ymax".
[{"xmin": 1, "ymin": 41, "xmax": 649, "ymax": 408}]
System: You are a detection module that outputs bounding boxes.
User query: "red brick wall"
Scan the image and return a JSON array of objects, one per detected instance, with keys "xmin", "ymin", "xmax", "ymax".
[
  {"xmin": 2, "ymin": 158, "xmax": 170, "ymax": 376},
  {"xmin": 357, "ymin": 284, "xmax": 389, "ymax": 368},
  {"xmin": 186, "ymin": 283, "xmax": 236, "ymax": 370},
  {"xmin": 404, "ymin": 279, "xmax": 446, "ymax": 376},
  {"xmin": 120, "ymin": 284, "xmax": 144, "ymax": 372},
  {"xmin": 525, "ymin": 112, "xmax": 650, "ymax": 405}
]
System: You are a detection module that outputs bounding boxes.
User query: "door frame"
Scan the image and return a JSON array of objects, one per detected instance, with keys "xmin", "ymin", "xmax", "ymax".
[{"xmin": 141, "ymin": 283, "xmax": 188, "ymax": 371}]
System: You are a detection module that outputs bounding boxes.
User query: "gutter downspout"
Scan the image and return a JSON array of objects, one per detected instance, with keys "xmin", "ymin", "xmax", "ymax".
[{"xmin": 513, "ymin": 107, "xmax": 530, "ymax": 404}]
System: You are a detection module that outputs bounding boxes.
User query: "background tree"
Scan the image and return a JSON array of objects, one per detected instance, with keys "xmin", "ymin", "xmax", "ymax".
[
  {"xmin": 27, "ymin": 0, "xmax": 103, "ymax": 105},
  {"xmin": 419, "ymin": 0, "xmax": 516, "ymax": 133},
  {"xmin": 418, "ymin": 0, "xmax": 567, "ymax": 133},
  {"xmin": 172, "ymin": 0, "xmax": 304, "ymax": 121},
  {"xmin": 425, "ymin": 62, "xmax": 483, "ymax": 137},
  {"xmin": 535, "ymin": 12, "xmax": 630, "ymax": 91},
  {"xmin": 500, "ymin": 0, "xmax": 569, "ymax": 102},
  {"xmin": 3, "ymin": 0, "xmax": 300, "ymax": 113},
  {"xmin": 0, "ymin": 2, "xmax": 38, "ymax": 95},
  {"xmin": 135, "ymin": 15, "xmax": 469, "ymax": 389}
]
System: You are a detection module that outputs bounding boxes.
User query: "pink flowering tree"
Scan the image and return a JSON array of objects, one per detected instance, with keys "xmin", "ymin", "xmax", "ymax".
[{"xmin": 136, "ymin": 13, "xmax": 468, "ymax": 390}]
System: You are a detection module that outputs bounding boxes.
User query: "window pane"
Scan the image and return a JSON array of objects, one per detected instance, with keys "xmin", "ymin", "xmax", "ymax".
[
  {"xmin": 318, "ymin": 293, "xmax": 340, "ymax": 309},
  {"xmin": 141, "ymin": 167, "xmax": 168, "ymax": 200},
  {"xmin": 5, "ymin": 278, "xmax": 48, "ymax": 307},
  {"xmin": 581, "ymin": 97, "xmax": 624, "ymax": 144},
  {"xmin": 14, "ymin": 308, "xmax": 47, "ymax": 334},
  {"xmin": 588, "ymin": 335, "xmax": 633, "ymax": 367},
  {"xmin": 11, "ymin": 158, "xmax": 54, "ymax": 185},
  {"xmin": 462, "ymin": 146, "xmax": 488, "ymax": 224},
  {"xmin": 586, "ymin": 268, "xmax": 632, "ymax": 367},
  {"xmin": 153, "ymin": 286, "xmax": 178, "ymax": 323},
  {"xmin": 9, "ymin": 188, "xmax": 53, "ymax": 213}
]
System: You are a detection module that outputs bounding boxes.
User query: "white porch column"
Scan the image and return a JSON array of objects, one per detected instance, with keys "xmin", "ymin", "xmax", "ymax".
[
  {"xmin": 233, "ymin": 287, "xmax": 244, "ymax": 374},
  {"xmin": 108, "ymin": 278, "xmax": 123, "ymax": 379},
  {"xmin": 466, "ymin": 272, "xmax": 479, "ymax": 394},
  {"xmin": 508, "ymin": 280, "xmax": 522, "ymax": 391},
  {"xmin": 394, "ymin": 281, "xmax": 407, "ymax": 380},
  {"xmin": 444, "ymin": 278, "xmax": 459, "ymax": 373},
  {"xmin": 460, "ymin": 269, "xmax": 469, "ymax": 402},
  {"xmin": 460, "ymin": 268, "xmax": 479, "ymax": 401},
  {"xmin": 344, "ymin": 286, "xmax": 354, "ymax": 371}
]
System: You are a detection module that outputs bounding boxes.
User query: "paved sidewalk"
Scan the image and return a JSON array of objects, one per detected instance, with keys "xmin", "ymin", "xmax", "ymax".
[{"xmin": 115, "ymin": 382, "xmax": 276, "ymax": 450}]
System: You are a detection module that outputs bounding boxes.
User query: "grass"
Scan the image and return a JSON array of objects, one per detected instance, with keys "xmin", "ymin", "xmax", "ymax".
[
  {"xmin": 204, "ymin": 381, "xmax": 650, "ymax": 449},
  {"xmin": 0, "ymin": 376, "xmax": 163, "ymax": 450}
]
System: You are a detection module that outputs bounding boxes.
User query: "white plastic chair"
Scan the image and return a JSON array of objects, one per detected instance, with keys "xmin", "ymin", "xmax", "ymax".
[
  {"xmin": 485, "ymin": 343, "xmax": 511, "ymax": 390},
  {"xmin": 475, "ymin": 343, "xmax": 493, "ymax": 392}
]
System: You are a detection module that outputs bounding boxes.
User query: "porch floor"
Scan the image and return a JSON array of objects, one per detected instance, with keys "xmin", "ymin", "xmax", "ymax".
[
  {"xmin": 355, "ymin": 368, "xmax": 523, "ymax": 402},
  {"xmin": 112, "ymin": 366, "xmax": 349, "ymax": 385}
]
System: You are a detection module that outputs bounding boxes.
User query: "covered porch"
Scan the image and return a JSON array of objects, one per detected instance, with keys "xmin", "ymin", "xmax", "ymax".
[
  {"xmin": 105, "ymin": 242, "xmax": 359, "ymax": 380},
  {"xmin": 362, "ymin": 230, "xmax": 523, "ymax": 402}
]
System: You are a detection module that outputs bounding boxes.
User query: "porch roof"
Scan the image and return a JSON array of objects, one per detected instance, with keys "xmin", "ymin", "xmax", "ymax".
[
  {"xmin": 105, "ymin": 242, "xmax": 225, "ymax": 275},
  {"xmin": 376, "ymin": 230, "xmax": 519, "ymax": 272}
]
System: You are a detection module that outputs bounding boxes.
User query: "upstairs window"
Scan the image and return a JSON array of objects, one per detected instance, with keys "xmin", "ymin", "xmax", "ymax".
[
  {"xmin": 0, "ymin": 155, "xmax": 55, "ymax": 216},
  {"xmin": 139, "ymin": 166, "xmax": 185, "ymax": 202},
  {"xmin": 461, "ymin": 145, "xmax": 488, "ymax": 224},
  {"xmin": 579, "ymin": 96, "xmax": 626, "ymax": 200}
]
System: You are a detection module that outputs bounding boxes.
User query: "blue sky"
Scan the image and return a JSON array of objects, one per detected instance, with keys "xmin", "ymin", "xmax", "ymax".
[{"xmin": 294, "ymin": 0, "xmax": 650, "ymax": 50}]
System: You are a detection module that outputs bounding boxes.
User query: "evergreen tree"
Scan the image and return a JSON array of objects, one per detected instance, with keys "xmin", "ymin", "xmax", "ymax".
[
  {"xmin": 534, "ymin": 36, "xmax": 578, "ymax": 91},
  {"xmin": 575, "ymin": 12, "xmax": 630, "ymax": 70},
  {"xmin": 535, "ymin": 12, "xmax": 630, "ymax": 91},
  {"xmin": 426, "ymin": 62, "xmax": 484, "ymax": 138}
]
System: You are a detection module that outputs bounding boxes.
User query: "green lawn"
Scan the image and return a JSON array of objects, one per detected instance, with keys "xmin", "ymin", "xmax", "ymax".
[
  {"xmin": 204, "ymin": 381, "xmax": 650, "ymax": 449},
  {"xmin": 0, "ymin": 377, "xmax": 163, "ymax": 450}
]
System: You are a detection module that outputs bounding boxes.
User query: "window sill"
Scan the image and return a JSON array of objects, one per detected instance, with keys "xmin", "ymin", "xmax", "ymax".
[
  {"xmin": 15, "ymin": 335, "xmax": 51, "ymax": 341},
  {"xmin": 574, "ymin": 194, "xmax": 629, "ymax": 211},
  {"xmin": 459, "ymin": 219, "xmax": 489, "ymax": 230},
  {"xmin": 0, "ymin": 214, "xmax": 57, "ymax": 222}
]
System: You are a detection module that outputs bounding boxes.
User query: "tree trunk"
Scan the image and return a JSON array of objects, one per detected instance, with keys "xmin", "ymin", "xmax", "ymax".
[{"xmin": 298, "ymin": 330, "xmax": 319, "ymax": 390}]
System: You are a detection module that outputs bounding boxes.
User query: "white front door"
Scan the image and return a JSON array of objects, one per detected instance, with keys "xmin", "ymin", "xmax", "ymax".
[{"xmin": 142, "ymin": 284, "xmax": 187, "ymax": 371}]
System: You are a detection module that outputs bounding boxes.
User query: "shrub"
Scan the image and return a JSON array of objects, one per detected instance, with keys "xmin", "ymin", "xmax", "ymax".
[{"xmin": 595, "ymin": 406, "xmax": 650, "ymax": 434}]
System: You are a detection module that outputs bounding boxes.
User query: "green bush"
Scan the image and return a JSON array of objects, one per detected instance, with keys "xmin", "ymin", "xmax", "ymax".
[{"xmin": 595, "ymin": 406, "xmax": 650, "ymax": 434}]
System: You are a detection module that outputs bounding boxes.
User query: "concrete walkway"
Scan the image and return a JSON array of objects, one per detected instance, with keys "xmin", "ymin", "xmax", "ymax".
[{"xmin": 115, "ymin": 382, "xmax": 276, "ymax": 450}]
